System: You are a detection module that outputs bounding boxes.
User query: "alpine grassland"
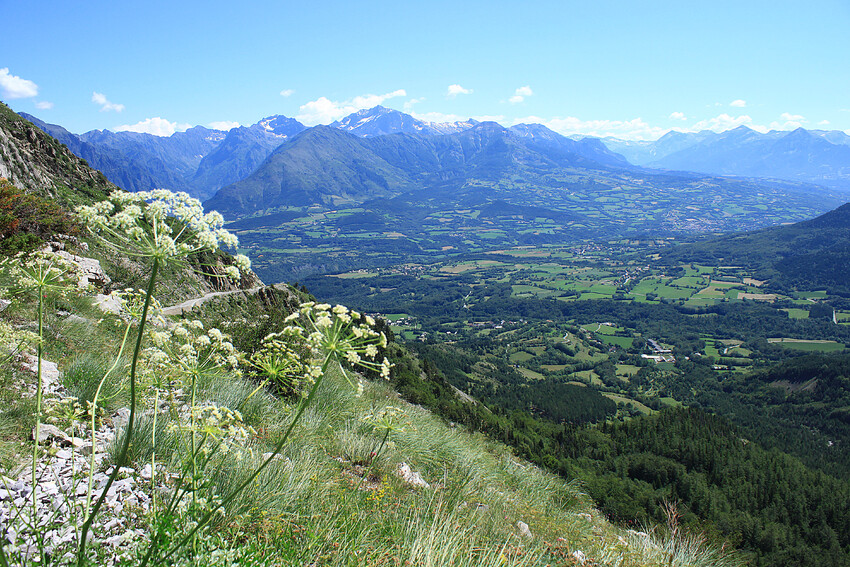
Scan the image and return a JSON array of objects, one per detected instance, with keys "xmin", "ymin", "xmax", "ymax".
[{"xmin": 0, "ymin": 185, "xmax": 743, "ymax": 566}]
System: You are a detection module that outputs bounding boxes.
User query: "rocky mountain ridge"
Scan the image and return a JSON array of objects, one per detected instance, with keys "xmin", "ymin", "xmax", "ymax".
[{"xmin": 604, "ymin": 125, "xmax": 850, "ymax": 191}]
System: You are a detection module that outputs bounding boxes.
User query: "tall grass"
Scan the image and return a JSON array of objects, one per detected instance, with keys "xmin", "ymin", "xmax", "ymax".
[
  {"xmin": 62, "ymin": 355, "xmax": 125, "ymax": 414},
  {"xmin": 0, "ymin": 188, "xmax": 745, "ymax": 566}
]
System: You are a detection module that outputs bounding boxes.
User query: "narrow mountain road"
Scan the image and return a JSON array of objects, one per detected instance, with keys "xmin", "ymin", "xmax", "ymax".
[{"xmin": 161, "ymin": 285, "xmax": 269, "ymax": 316}]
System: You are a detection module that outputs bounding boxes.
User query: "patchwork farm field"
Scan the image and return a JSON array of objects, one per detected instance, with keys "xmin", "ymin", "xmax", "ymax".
[{"xmin": 294, "ymin": 239, "xmax": 850, "ymax": 428}]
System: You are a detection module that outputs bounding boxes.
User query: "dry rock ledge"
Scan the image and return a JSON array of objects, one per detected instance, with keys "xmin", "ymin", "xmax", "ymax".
[{"xmin": 1, "ymin": 353, "xmax": 154, "ymax": 564}]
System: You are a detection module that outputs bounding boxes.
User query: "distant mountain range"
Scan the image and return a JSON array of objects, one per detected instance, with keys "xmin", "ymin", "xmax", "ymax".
[
  {"xmin": 330, "ymin": 106, "xmax": 478, "ymax": 137},
  {"xmin": 17, "ymin": 105, "xmax": 850, "ymax": 220},
  {"xmin": 205, "ymin": 119, "xmax": 637, "ymax": 216},
  {"xmin": 21, "ymin": 105, "xmax": 636, "ymax": 205},
  {"xmin": 21, "ymin": 112, "xmax": 298, "ymax": 201},
  {"xmin": 603, "ymin": 126, "xmax": 850, "ymax": 191}
]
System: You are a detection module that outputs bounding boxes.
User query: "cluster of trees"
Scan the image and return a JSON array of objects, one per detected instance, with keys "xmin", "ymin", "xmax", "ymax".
[
  {"xmin": 411, "ymin": 342, "xmax": 618, "ymax": 423},
  {"xmin": 387, "ymin": 342, "xmax": 850, "ymax": 566},
  {"xmin": 574, "ymin": 408, "xmax": 850, "ymax": 567},
  {"xmin": 667, "ymin": 354, "xmax": 850, "ymax": 478}
]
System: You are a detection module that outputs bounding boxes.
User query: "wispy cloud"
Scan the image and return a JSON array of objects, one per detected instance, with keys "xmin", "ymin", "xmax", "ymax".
[
  {"xmin": 411, "ymin": 111, "xmax": 502, "ymax": 125},
  {"xmin": 92, "ymin": 92, "xmax": 124, "ymax": 112},
  {"xmin": 0, "ymin": 68, "xmax": 38, "ymax": 99},
  {"xmin": 115, "ymin": 117, "xmax": 190, "ymax": 136},
  {"xmin": 768, "ymin": 112, "xmax": 807, "ymax": 130},
  {"xmin": 403, "ymin": 97, "xmax": 425, "ymax": 112},
  {"xmin": 208, "ymin": 120, "xmax": 240, "ymax": 131},
  {"xmin": 513, "ymin": 115, "xmax": 666, "ymax": 141},
  {"xmin": 730, "ymin": 99, "xmax": 747, "ymax": 108},
  {"xmin": 34, "ymin": 101, "xmax": 54, "ymax": 110},
  {"xmin": 446, "ymin": 84, "xmax": 472, "ymax": 98},
  {"xmin": 279, "ymin": 89, "xmax": 295, "ymax": 97},
  {"xmin": 669, "ymin": 111, "xmax": 687, "ymax": 121},
  {"xmin": 296, "ymin": 89, "xmax": 407, "ymax": 125},
  {"xmin": 690, "ymin": 113, "xmax": 760, "ymax": 132},
  {"xmin": 509, "ymin": 86, "xmax": 533, "ymax": 104}
]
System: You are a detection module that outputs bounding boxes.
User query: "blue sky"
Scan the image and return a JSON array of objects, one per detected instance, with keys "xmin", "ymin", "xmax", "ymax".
[{"xmin": 2, "ymin": 0, "xmax": 848, "ymax": 140}]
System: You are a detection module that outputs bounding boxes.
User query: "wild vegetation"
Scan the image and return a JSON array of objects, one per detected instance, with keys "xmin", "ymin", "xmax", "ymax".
[
  {"xmin": 300, "ymin": 237, "xmax": 850, "ymax": 565},
  {"xmin": 4, "ymin": 103, "xmax": 850, "ymax": 565},
  {"xmin": 0, "ymin": 183, "xmax": 746, "ymax": 566}
]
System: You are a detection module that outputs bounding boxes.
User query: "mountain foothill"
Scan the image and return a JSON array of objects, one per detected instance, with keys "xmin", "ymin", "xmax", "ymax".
[{"xmin": 18, "ymin": 104, "xmax": 849, "ymax": 218}]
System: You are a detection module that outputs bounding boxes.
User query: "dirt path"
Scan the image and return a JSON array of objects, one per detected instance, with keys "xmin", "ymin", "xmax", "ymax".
[{"xmin": 161, "ymin": 286, "xmax": 265, "ymax": 316}]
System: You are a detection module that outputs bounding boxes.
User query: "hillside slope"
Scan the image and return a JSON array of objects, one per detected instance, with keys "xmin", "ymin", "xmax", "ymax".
[
  {"xmin": 0, "ymin": 105, "xmax": 748, "ymax": 567},
  {"xmin": 0, "ymin": 102, "xmax": 114, "ymax": 203},
  {"xmin": 661, "ymin": 201, "xmax": 850, "ymax": 292}
]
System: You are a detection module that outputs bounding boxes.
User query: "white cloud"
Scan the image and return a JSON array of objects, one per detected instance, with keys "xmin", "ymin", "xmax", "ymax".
[
  {"xmin": 446, "ymin": 84, "xmax": 472, "ymax": 97},
  {"xmin": 92, "ymin": 92, "xmax": 124, "ymax": 112},
  {"xmin": 116, "ymin": 117, "xmax": 190, "ymax": 137},
  {"xmin": 730, "ymin": 99, "xmax": 747, "ymax": 108},
  {"xmin": 0, "ymin": 68, "xmax": 38, "ymax": 99},
  {"xmin": 768, "ymin": 112, "xmax": 807, "ymax": 130},
  {"xmin": 669, "ymin": 111, "xmax": 687, "ymax": 121},
  {"xmin": 509, "ymin": 85, "xmax": 533, "ymax": 104},
  {"xmin": 514, "ymin": 115, "xmax": 667, "ymax": 141},
  {"xmin": 689, "ymin": 113, "xmax": 763, "ymax": 133},
  {"xmin": 410, "ymin": 110, "xmax": 466, "ymax": 123},
  {"xmin": 403, "ymin": 97, "xmax": 425, "ymax": 112},
  {"xmin": 297, "ymin": 97, "xmax": 341, "ymax": 125},
  {"xmin": 472, "ymin": 114, "xmax": 505, "ymax": 123},
  {"xmin": 35, "ymin": 101, "xmax": 54, "ymax": 110},
  {"xmin": 280, "ymin": 89, "xmax": 295, "ymax": 97},
  {"xmin": 208, "ymin": 120, "xmax": 240, "ymax": 131},
  {"xmin": 818, "ymin": 120, "xmax": 831, "ymax": 126},
  {"xmin": 296, "ymin": 89, "xmax": 407, "ymax": 125}
]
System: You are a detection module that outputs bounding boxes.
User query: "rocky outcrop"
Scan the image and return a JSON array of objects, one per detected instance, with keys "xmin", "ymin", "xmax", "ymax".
[{"xmin": 0, "ymin": 102, "xmax": 115, "ymax": 201}]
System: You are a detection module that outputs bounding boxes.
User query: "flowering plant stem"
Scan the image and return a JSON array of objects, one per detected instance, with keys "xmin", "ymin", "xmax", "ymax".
[
  {"xmin": 151, "ymin": 388, "xmax": 159, "ymax": 519},
  {"xmin": 84, "ymin": 321, "xmax": 132, "ymax": 519},
  {"xmin": 355, "ymin": 427, "xmax": 391, "ymax": 493},
  {"xmin": 190, "ymin": 373, "xmax": 198, "ymax": 558},
  {"xmin": 30, "ymin": 287, "xmax": 44, "ymax": 542},
  {"xmin": 77, "ymin": 258, "xmax": 160, "ymax": 566},
  {"xmin": 142, "ymin": 351, "xmax": 335, "ymax": 566}
]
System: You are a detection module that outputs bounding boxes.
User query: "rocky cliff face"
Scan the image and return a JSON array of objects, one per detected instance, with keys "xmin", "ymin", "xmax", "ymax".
[{"xmin": 0, "ymin": 102, "xmax": 115, "ymax": 203}]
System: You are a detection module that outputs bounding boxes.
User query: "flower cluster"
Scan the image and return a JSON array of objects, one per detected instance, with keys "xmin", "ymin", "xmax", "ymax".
[
  {"xmin": 143, "ymin": 320, "xmax": 242, "ymax": 390},
  {"xmin": 177, "ymin": 402, "xmax": 257, "ymax": 458},
  {"xmin": 249, "ymin": 329, "xmax": 312, "ymax": 393},
  {"xmin": 282, "ymin": 302, "xmax": 392, "ymax": 395},
  {"xmin": 361, "ymin": 405, "xmax": 409, "ymax": 434},
  {"xmin": 76, "ymin": 189, "xmax": 250, "ymax": 279},
  {"xmin": 109, "ymin": 287, "xmax": 166, "ymax": 324},
  {"xmin": 44, "ymin": 396, "xmax": 85, "ymax": 433},
  {"xmin": 0, "ymin": 319, "xmax": 38, "ymax": 359},
  {"xmin": 1, "ymin": 252, "xmax": 76, "ymax": 300}
]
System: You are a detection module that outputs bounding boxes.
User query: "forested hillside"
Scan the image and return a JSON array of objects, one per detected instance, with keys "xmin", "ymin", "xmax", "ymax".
[{"xmin": 387, "ymin": 344, "xmax": 850, "ymax": 566}]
